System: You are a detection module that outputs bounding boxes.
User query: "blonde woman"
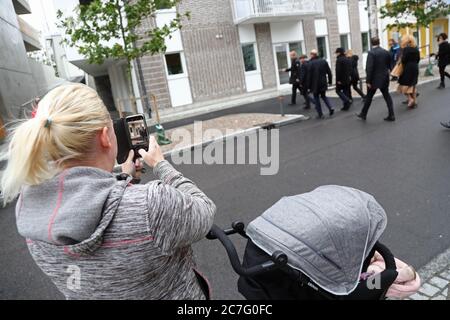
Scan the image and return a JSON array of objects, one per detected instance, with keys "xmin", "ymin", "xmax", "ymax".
[
  {"xmin": 397, "ymin": 34, "xmax": 420, "ymax": 109},
  {"xmin": 0, "ymin": 84, "xmax": 216, "ymax": 300}
]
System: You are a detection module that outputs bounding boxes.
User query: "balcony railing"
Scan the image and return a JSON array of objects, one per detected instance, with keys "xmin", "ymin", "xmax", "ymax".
[{"xmin": 232, "ymin": 0, "xmax": 324, "ymax": 24}]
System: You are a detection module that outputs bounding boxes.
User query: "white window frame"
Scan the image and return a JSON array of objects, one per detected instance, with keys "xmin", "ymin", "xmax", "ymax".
[
  {"xmin": 339, "ymin": 33, "xmax": 352, "ymax": 51},
  {"xmin": 163, "ymin": 51, "xmax": 188, "ymax": 80},
  {"xmin": 241, "ymin": 42, "xmax": 261, "ymax": 76}
]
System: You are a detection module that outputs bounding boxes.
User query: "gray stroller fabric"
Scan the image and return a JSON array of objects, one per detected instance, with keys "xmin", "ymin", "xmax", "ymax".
[{"xmin": 246, "ymin": 185, "xmax": 387, "ymax": 296}]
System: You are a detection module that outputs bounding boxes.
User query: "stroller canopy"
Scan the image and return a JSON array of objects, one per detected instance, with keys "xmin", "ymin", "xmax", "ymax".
[{"xmin": 246, "ymin": 185, "xmax": 387, "ymax": 296}]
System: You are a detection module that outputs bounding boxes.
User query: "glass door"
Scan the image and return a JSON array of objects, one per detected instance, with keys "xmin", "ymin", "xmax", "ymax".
[{"xmin": 274, "ymin": 43, "xmax": 290, "ymax": 86}]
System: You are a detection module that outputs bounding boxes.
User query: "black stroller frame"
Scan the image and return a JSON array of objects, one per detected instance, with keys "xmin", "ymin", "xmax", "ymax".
[{"xmin": 207, "ymin": 222, "xmax": 398, "ymax": 300}]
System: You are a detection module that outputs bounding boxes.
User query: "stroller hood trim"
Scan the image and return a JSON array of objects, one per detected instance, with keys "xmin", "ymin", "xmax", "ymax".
[{"xmin": 246, "ymin": 185, "xmax": 387, "ymax": 296}]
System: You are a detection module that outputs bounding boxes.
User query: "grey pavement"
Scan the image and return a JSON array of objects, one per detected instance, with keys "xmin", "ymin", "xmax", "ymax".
[{"xmin": 0, "ymin": 79, "xmax": 450, "ymax": 299}]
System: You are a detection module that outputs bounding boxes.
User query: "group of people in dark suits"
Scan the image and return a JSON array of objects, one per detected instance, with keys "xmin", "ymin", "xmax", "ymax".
[
  {"xmin": 286, "ymin": 34, "xmax": 450, "ymax": 124},
  {"xmin": 285, "ymin": 39, "xmax": 387, "ymax": 121},
  {"xmin": 285, "ymin": 50, "xmax": 337, "ymax": 119}
]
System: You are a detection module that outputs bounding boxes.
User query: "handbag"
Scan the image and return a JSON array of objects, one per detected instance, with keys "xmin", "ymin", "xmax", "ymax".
[{"xmin": 391, "ymin": 63, "xmax": 404, "ymax": 78}]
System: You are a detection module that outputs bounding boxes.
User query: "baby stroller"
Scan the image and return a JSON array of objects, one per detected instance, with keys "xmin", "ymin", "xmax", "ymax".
[{"xmin": 207, "ymin": 186, "xmax": 399, "ymax": 300}]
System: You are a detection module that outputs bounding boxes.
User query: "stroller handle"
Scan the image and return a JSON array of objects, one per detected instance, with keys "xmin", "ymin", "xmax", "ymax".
[
  {"xmin": 207, "ymin": 223, "xmax": 288, "ymax": 277},
  {"xmin": 373, "ymin": 242, "xmax": 396, "ymax": 271}
]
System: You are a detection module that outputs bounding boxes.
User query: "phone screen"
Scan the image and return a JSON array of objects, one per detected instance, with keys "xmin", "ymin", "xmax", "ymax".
[{"xmin": 126, "ymin": 115, "xmax": 149, "ymax": 148}]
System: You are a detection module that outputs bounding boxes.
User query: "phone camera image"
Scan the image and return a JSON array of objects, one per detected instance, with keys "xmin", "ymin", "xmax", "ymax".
[{"xmin": 127, "ymin": 119, "xmax": 148, "ymax": 147}]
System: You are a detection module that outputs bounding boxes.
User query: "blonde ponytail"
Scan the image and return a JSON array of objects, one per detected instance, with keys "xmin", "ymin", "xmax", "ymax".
[{"xmin": 1, "ymin": 84, "xmax": 111, "ymax": 204}]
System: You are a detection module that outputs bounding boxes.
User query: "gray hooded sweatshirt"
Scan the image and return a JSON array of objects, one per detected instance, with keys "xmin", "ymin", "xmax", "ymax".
[{"xmin": 15, "ymin": 160, "xmax": 216, "ymax": 300}]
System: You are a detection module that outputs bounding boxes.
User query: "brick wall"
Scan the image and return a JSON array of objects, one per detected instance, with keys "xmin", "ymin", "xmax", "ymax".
[
  {"xmin": 254, "ymin": 23, "xmax": 277, "ymax": 90},
  {"xmin": 178, "ymin": 0, "xmax": 246, "ymax": 102}
]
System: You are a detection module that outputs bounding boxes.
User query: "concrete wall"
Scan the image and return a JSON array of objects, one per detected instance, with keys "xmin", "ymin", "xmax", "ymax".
[
  {"xmin": 0, "ymin": 0, "xmax": 37, "ymax": 119},
  {"xmin": 27, "ymin": 57, "xmax": 66, "ymax": 96}
]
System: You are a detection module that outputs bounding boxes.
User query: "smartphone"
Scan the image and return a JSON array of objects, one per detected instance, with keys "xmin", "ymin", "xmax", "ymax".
[{"xmin": 113, "ymin": 114, "xmax": 149, "ymax": 164}]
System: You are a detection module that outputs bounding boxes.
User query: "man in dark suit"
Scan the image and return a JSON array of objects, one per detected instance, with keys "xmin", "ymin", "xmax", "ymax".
[
  {"xmin": 335, "ymin": 47, "xmax": 353, "ymax": 111},
  {"xmin": 357, "ymin": 37, "xmax": 395, "ymax": 122},
  {"xmin": 285, "ymin": 51, "xmax": 302, "ymax": 105},
  {"xmin": 298, "ymin": 54, "xmax": 315, "ymax": 109},
  {"xmin": 307, "ymin": 49, "xmax": 335, "ymax": 119}
]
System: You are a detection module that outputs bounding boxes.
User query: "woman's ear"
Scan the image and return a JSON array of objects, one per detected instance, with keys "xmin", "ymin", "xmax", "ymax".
[{"xmin": 99, "ymin": 127, "xmax": 112, "ymax": 149}]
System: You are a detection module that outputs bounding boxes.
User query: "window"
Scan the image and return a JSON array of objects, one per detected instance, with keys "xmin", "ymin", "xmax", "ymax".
[
  {"xmin": 316, "ymin": 36, "xmax": 329, "ymax": 60},
  {"xmin": 340, "ymin": 34, "xmax": 350, "ymax": 51},
  {"xmin": 165, "ymin": 53, "xmax": 184, "ymax": 75},
  {"xmin": 241, "ymin": 44, "xmax": 257, "ymax": 72},
  {"xmin": 289, "ymin": 42, "xmax": 304, "ymax": 56},
  {"xmin": 361, "ymin": 32, "xmax": 370, "ymax": 53}
]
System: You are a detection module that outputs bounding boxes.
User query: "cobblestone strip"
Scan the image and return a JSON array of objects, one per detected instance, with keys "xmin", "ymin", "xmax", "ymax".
[{"xmin": 406, "ymin": 247, "xmax": 450, "ymax": 300}]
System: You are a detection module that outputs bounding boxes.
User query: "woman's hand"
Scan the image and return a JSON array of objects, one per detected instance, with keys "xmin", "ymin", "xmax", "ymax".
[
  {"xmin": 121, "ymin": 150, "xmax": 144, "ymax": 180},
  {"xmin": 139, "ymin": 136, "xmax": 165, "ymax": 168}
]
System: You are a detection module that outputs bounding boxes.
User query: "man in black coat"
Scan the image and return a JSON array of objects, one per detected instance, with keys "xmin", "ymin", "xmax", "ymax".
[
  {"xmin": 285, "ymin": 51, "xmax": 302, "ymax": 105},
  {"xmin": 307, "ymin": 49, "xmax": 335, "ymax": 119},
  {"xmin": 357, "ymin": 37, "xmax": 395, "ymax": 122},
  {"xmin": 435, "ymin": 33, "xmax": 450, "ymax": 89},
  {"xmin": 335, "ymin": 47, "xmax": 353, "ymax": 110},
  {"xmin": 298, "ymin": 54, "xmax": 315, "ymax": 109}
]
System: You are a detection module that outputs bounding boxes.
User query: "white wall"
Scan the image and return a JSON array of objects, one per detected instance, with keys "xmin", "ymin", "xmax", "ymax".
[
  {"xmin": 156, "ymin": 9, "xmax": 192, "ymax": 107},
  {"xmin": 270, "ymin": 21, "xmax": 305, "ymax": 43},
  {"xmin": 238, "ymin": 25, "xmax": 263, "ymax": 92},
  {"xmin": 337, "ymin": 2, "xmax": 350, "ymax": 34}
]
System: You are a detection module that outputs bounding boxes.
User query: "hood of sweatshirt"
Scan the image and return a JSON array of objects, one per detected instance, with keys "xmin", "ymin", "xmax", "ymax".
[{"xmin": 16, "ymin": 167, "xmax": 119, "ymax": 246}]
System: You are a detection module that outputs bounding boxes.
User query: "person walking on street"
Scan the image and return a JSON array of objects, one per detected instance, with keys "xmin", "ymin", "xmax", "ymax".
[
  {"xmin": 307, "ymin": 49, "xmax": 335, "ymax": 119},
  {"xmin": 397, "ymin": 35, "xmax": 420, "ymax": 109},
  {"xmin": 389, "ymin": 39, "xmax": 401, "ymax": 81},
  {"xmin": 335, "ymin": 47, "xmax": 353, "ymax": 111},
  {"xmin": 346, "ymin": 49, "xmax": 366, "ymax": 101},
  {"xmin": 356, "ymin": 37, "xmax": 395, "ymax": 122},
  {"xmin": 285, "ymin": 51, "xmax": 302, "ymax": 105},
  {"xmin": 299, "ymin": 54, "xmax": 315, "ymax": 109},
  {"xmin": 435, "ymin": 33, "xmax": 450, "ymax": 89}
]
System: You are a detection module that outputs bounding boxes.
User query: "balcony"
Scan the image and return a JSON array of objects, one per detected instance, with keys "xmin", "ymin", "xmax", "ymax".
[
  {"xmin": 231, "ymin": 0, "xmax": 324, "ymax": 24},
  {"xmin": 17, "ymin": 15, "xmax": 42, "ymax": 52},
  {"xmin": 12, "ymin": 0, "xmax": 32, "ymax": 15}
]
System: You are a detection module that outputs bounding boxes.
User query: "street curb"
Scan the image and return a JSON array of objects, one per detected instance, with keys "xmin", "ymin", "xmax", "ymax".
[
  {"xmin": 417, "ymin": 247, "xmax": 450, "ymax": 283},
  {"xmin": 113, "ymin": 114, "xmax": 308, "ymax": 171},
  {"xmin": 164, "ymin": 114, "xmax": 309, "ymax": 158}
]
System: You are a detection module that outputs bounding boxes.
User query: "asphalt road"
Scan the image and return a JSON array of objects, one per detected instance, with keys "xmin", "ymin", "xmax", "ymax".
[{"xmin": 1, "ymin": 80, "xmax": 449, "ymax": 300}]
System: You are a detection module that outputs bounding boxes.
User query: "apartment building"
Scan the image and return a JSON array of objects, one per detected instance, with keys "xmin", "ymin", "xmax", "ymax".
[
  {"xmin": 377, "ymin": 0, "xmax": 450, "ymax": 58},
  {"xmin": 51, "ymin": 1, "xmax": 372, "ymax": 115},
  {"xmin": 138, "ymin": 0, "xmax": 373, "ymax": 112}
]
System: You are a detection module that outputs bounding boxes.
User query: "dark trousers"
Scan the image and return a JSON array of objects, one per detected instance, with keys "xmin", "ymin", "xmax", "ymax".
[
  {"xmin": 336, "ymin": 84, "xmax": 351, "ymax": 105},
  {"xmin": 360, "ymin": 86, "xmax": 395, "ymax": 118},
  {"xmin": 439, "ymin": 65, "xmax": 450, "ymax": 85},
  {"xmin": 291, "ymin": 83, "xmax": 301, "ymax": 104},
  {"xmin": 313, "ymin": 91, "xmax": 334, "ymax": 116},
  {"xmin": 351, "ymin": 80, "xmax": 366, "ymax": 99},
  {"xmin": 301, "ymin": 88, "xmax": 315, "ymax": 108}
]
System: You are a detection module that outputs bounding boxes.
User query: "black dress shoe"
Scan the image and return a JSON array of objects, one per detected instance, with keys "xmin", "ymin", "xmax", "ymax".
[
  {"xmin": 329, "ymin": 109, "xmax": 335, "ymax": 117},
  {"xmin": 384, "ymin": 116, "xmax": 396, "ymax": 122},
  {"xmin": 316, "ymin": 114, "xmax": 325, "ymax": 120},
  {"xmin": 356, "ymin": 113, "xmax": 366, "ymax": 121},
  {"xmin": 303, "ymin": 106, "xmax": 311, "ymax": 110},
  {"xmin": 437, "ymin": 83, "xmax": 445, "ymax": 89}
]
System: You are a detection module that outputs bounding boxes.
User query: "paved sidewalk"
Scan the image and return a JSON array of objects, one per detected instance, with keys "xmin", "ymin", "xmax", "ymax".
[
  {"xmin": 407, "ymin": 247, "xmax": 450, "ymax": 300},
  {"xmin": 159, "ymin": 113, "xmax": 303, "ymax": 154}
]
